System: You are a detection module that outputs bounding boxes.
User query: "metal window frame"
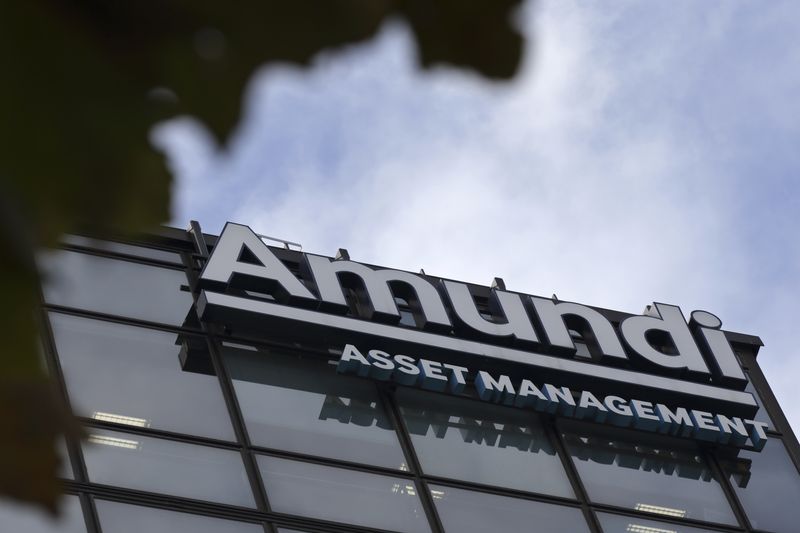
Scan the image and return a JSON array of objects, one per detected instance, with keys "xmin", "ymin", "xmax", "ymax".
[{"xmin": 33, "ymin": 228, "xmax": 800, "ymax": 533}]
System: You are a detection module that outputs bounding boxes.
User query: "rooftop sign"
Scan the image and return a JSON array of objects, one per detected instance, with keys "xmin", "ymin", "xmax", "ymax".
[{"xmin": 196, "ymin": 223, "xmax": 764, "ymax": 447}]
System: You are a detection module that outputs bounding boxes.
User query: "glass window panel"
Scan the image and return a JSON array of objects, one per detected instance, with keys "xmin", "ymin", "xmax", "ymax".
[
  {"xmin": 51, "ymin": 313, "xmax": 234, "ymax": 440},
  {"xmin": 597, "ymin": 512, "xmax": 721, "ymax": 533},
  {"xmin": 257, "ymin": 455, "xmax": 430, "ymax": 533},
  {"xmin": 62, "ymin": 235, "xmax": 183, "ymax": 264},
  {"xmin": 744, "ymin": 374, "xmax": 774, "ymax": 430},
  {"xmin": 431, "ymin": 485, "xmax": 589, "ymax": 533},
  {"xmin": 96, "ymin": 500, "xmax": 264, "ymax": 533},
  {"xmin": 40, "ymin": 250, "xmax": 194, "ymax": 326},
  {"xmin": 561, "ymin": 421, "xmax": 737, "ymax": 526},
  {"xmin": 224, "ymin": 345, "xmax": 406, "ymax": 469},
  {"xmin": 723, "ymin": 438, "xmax": 800, "ymax": 532},
  {"xmin": 398, "ymin": 388, "xmax": 573, "ymax": 498},
  {"xmin": 0, "ymin": 495, "xmax": 85, "ymax": 533},
  {"xmin": 83, "ymin": 428, "xmax": 254, "ymax": 507}
]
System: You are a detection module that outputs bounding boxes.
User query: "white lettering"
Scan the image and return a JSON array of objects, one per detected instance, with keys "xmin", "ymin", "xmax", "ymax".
[{"xmin": 476, "ymin": 371, "xmax": 516, "ymax": 404}]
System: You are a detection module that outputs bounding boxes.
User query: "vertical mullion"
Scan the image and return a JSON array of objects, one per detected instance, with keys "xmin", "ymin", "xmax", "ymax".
[
  {"xmin": 83, "ymin": 494, "xmax": 104, "ymax": 533},
  {"xmin": 377, "ymin": 384, "xmax": 446, "ymax": 533},
  {"xmin": 546, "ymin": 417, "xmax": 603, "ymax": 533},
  {"xmin": 204, "ymin": 333, "xmax": 272, "ymax": 510},
  {"xmin": 183, "ymin": 233, "xmax": 276, "ymax": 533},
  {"xmin": 705, "ymin": 449, "xmax": 753, "ymax": 532}
]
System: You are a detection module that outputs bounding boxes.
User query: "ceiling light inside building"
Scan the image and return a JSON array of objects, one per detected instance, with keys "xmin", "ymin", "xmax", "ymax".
[
  {"xmin": 634, "ymin": 503, "xmax": 687, "ymax": 518},
  {"xmin": 627, "ymin": 524, "xmax": 677, "ymax": 533},
  {"xmin": 92, "ymin": 411, "xmax": 150, "ymax": 428},
  {"xmin": 88, "ymin": 435, "xmax": 140, "ymax": 450}
]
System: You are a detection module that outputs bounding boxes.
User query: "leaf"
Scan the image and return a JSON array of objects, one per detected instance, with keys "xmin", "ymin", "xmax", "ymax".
[
  {"xmin": 0, "ymin": 0, "xmax": 527, "ymax": 512},
  {"xmin": 0, "ymin": 379, "xmax": 81, "ymax": 515},
  {"xmin": 0, "ymin": 203, "xmax": 81, "ymax": 513}
]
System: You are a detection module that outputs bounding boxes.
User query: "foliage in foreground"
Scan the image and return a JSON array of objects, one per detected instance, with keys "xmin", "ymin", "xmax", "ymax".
[{"xmin": 0, "ymin": 0, "xmax": 526, "ymax": 512}]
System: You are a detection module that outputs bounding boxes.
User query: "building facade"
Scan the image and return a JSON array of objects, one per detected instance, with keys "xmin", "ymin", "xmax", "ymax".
[{"xmin": 7, "ymin": 222, "xmax": 800, "ymax": 532}]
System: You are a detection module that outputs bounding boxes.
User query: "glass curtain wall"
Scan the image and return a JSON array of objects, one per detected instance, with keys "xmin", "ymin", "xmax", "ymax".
[{"xmin": 19, "ymin": 235, "xmax": 800, "ymax": 533}]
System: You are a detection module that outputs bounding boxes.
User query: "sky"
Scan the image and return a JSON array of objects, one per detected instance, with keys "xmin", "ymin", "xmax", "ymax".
[{"xmin": 154, "ymin": 2, "xmax": 800, "ymax": 434}]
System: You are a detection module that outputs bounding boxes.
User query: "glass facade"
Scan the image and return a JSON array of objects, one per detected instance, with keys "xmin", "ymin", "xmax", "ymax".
[
  {"xmin": 561, "ymin": 421, "xmax": 738, "ymax": 525},
  {"xmin": 223, "ymin": 343, "xmax": 407, "ymax": 468},
  {"xmin": 20, "ymin": 231, "xmax": 800, "ymax": 533},
  {"xmin": 398, "ymin": 388, "xmax": 574, "ymax": 497},
  {"xmin": 431, "ymin": 485, "xmax": 589, "ymax": 533},
  {"xmin": 723, "ymin": 439, "xmax": 800, "ymax": 532},
  {"xmin": 51, "ymin": 313, "xmax": 235, "ymax": 440}
]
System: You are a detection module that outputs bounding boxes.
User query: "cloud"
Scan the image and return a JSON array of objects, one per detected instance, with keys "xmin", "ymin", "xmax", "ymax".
[{"xmin": 155, "ymin": 2, "xmax": 800, "ymax": 433}]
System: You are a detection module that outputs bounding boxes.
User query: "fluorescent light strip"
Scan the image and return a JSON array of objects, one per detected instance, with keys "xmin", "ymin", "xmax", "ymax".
[
  {"xmin": 390, "ymin": 483, "xmax": 416, "ymax": 496},
  {"xmin": 627, "ymin": 525, "xmax": 677, "ymax": 533},
  {"xmin": 88, "ymin": 435, "xmax": 140, "ymax": 450},
  {"xmin": 635, "ymin": 503, "xmax": 687, "ymax": 518},
  {"xmin": 92, "ymin": 411, "xmax": 149, "ymax": 428},
  {"xmin": 200, "ymin": 291, "xmax": 758, "ymax": 409}
]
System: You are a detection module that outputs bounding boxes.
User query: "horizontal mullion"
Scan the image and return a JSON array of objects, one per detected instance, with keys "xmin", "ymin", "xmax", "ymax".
[
  {"xmin": 57, "ymin": 244, "xmax": 187, "ymax": 269},
  {"xmin": 248, "ymin": 444, "xmax": 416, "ymax": 479},
  {"xmin": 44, "ymin": 305, "xmax": 204, "ymax": 336},
  {"xmin": 62, "ymin": 477, "xmax": 749, "ymax": 533},
  {"xmin": 214, "ymin": 329, "xmax": 338, "ymax": 360},
  {"xmin": 62, "ymin": 480, "xmax": 414, "ymax": 533},
  {"xmin": 79, "ymin": 418, "xmax": 240, "ymax": 451},
  {"xmin": 419, "ymin": 475, "xmax": 582, "ymax": 509}
]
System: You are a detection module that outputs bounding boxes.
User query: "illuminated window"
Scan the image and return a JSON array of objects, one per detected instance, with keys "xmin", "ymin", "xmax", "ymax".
[
  {"xmin": 83, "ymin": 429, "xmax": 254, "ymax": 507},
  {"xmin": 597, "ymin": 512, "xmax": 721, "ymax": 533}
]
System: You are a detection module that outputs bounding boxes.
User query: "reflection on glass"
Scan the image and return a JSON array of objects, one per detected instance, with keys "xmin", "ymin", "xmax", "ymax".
[
  {"xmin": 83, "ymin": 428, "xmax": 254, "ymax": 507},
  {"xmin": 723, "ymin": 438, "xmax": 800, "ymax": 532},
  {"xmin": 224, "ymin": 345, "xmax": 406, "ymax": 468},
  {"xmin": 744, "ymin": 374, "xmax": 774, "ymax": 430},
  {"xmin": 597, "ymin": 512, "xmax": 721, "ymax": 533},
  {"xmin": 51, "ymin": 313, "xmax": 234, "ymax": 440},
  {"xmin": 96, "ymin": 500, "xmax": 263, "ymax": 533},
  {"xmin": 394, "ymin": 297, "xmax": 416, "ymax": 327},
  {"xmin": 62, "ymin": 235, "xmax": 183, "ymax": 264},
  {"xmin": 431, "ymin": 485, "xmax": 589, "ymax": 533},
  {"xmin": 561, "ymin": 421, "xmax": 737, "ymax": 526},
  {"xmin": 58, "ymin": 438, "xmax": 73, "ymax": 479},
  {"xmin": 257, "ymin": 455, "xmax": 430, "ymax": 533},
  {"xmin": 0, "ymin": 494, "xmax": 85, "ymax": 533},
  {"xmin": 40, "ymin": 250, "xmax": 194, "ymax": 325},
  {"xmin": 397, "ymin": 388, "xmax": 573, "ymax": 498}
]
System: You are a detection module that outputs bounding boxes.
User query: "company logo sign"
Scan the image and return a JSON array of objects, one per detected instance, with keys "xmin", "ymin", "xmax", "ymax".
[
  {"xmin": 196, "ymin": 223, "xmax": 765, "ymax": 448},
  {"xmin": 337, "ymin": 343, "xmax": 767, "ymax": 449}
]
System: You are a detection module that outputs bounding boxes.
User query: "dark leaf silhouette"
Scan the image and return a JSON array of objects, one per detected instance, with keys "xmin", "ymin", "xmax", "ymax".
[{"xmin": 0, "ymin": 0, "xmax": 527, "ymax": 512}]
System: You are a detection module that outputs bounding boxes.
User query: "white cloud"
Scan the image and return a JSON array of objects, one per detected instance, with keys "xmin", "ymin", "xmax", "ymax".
[{"xmin": 156, "ymin": 2, "xmax": 800, "ymax": 434}]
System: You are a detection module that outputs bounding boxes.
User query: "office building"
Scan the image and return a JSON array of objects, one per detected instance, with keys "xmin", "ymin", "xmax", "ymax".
[{"xmin": 8, "ymin": 221, "xmax": 800, "ymax": 533}]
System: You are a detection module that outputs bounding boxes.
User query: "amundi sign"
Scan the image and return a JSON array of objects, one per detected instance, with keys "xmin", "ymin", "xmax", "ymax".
[{"xmin": 196, "ymin": 223, "xmax": 761, "ymax": 431}]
